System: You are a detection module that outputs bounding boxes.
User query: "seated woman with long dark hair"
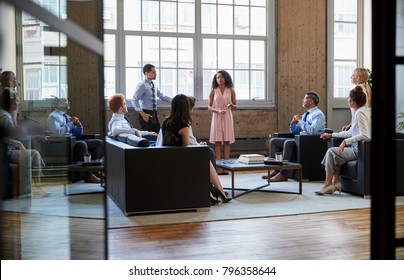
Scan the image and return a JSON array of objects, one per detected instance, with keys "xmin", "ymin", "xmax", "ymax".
[{"xmin": 161, "ymin": 94, "xmax": 231, "ymax": 203}]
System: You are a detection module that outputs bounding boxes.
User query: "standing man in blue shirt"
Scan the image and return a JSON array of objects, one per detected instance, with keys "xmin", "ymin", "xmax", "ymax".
[
  {"xmin": 131, "ymin": 64, "xmax": 172, "ymax": 133},
  {"xmin": 264, "ymin": 91, "xmax": 326, "ymax": 182}
]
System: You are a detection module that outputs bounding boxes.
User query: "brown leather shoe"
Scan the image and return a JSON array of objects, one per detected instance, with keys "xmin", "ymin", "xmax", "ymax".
[
  {"xmin": 84, "ymin": 174, "xmax": 102, "ymax": 183},
  {"xmin": 261, "ymin": 171, "xmax": 278, "ymax": 180},
  {"xmin": 269, "ymin": 173, "xmax": 288, "ymax": 182}
]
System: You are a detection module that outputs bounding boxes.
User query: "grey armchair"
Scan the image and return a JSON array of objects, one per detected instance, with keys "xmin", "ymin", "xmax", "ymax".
[{"xmin": 328, "ymin": 138, "xmax": 371, "ymax": 197}]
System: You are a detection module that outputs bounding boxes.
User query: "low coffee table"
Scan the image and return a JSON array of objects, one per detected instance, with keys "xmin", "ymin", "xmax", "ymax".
[
  {"xmin": 216, "ymin": 159, "xmax": 302, "ymax": 198},
  {"xmin": 65, "ymin": 162, "xmax": 105, "ymax": 196}
]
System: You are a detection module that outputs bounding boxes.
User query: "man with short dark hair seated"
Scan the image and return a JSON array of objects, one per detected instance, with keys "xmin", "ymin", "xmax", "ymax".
[
  {"xmin": 265, "ymin": 91, "xmax": 326, "ymax": 182},
  {"xmin": 47, "ymin": 97, "xmax": 103, "ymax": 183}
]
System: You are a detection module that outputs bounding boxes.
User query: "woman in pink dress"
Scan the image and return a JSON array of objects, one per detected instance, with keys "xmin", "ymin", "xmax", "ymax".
[{"xmin": 208, "ymin": 70, "xmax": 236, "ymax": 174}]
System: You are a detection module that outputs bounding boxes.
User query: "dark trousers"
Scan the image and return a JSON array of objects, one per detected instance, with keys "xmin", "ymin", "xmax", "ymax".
[
  {"xmin": 269, "ymin": 137, "xmax": 296, "ymax": 175},
  {"xmin": 138, "ymin": 110, "xmax": 160, "ymax": 133},
  {"xmin": 73, "ymin": 139, "xmax": 104, "ymax": 180}
]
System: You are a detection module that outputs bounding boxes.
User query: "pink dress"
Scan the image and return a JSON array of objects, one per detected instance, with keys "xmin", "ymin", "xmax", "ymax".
[{"xmin": 209, "ymin": 87, "xmax": 235, "ymax": 144}]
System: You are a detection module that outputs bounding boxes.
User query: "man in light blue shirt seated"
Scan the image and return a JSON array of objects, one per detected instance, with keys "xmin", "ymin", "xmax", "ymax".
[
  {"xmin": 265, "ymin": 91, "xmax": 326, "ymax": 182},
  {"xmin": 47, "ymin": 97, "xmax": 104, "ymax": 183}
]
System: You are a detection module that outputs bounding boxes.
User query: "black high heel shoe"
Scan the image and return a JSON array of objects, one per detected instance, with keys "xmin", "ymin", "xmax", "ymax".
[
  {"xmin": 210, "ymin": 184, "xmax": 220, "ymax": 205},
  {"xmin": 214, "ymin": 187, "xmax": 232, "ymax": 203}
]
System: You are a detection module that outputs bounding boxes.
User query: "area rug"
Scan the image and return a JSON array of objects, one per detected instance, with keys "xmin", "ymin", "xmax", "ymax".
[
  {"xmin": 107, "ymin": 171, "xmax": 404, "ymax": 228},
  {"xmin": 3, "ymin": 172, "xmax": 404, "ymax": 228}
]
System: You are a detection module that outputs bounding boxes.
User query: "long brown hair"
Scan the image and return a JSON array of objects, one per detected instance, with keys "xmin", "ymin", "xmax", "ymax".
[{"xmin": 167, "ymin": 94, "xmax": 192, "ymax": 128}]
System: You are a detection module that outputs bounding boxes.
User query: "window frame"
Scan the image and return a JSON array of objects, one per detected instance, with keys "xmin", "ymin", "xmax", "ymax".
[{"xmin": 105, "ymin": 0, "xmax": 276, "ymax": 110}]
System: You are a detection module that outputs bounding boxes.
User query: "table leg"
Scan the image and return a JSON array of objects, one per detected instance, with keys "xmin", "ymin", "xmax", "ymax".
[{"xmin": 231, "ymin": 171, "xmax": 235, "ymax": 198}]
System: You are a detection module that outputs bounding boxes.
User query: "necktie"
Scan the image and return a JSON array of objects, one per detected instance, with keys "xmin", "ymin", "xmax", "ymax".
[
  {"xmin": 124, "ymin": 116, "xmax": 133, "ymax": 128},
  {"xmin": 63, "ymin": 113, "xmax": 70, "ymax": 124},
  {"xmin": 150, "ymin": 81, "xmax": 156, "ymax": 111},
  {"xmin": 303, "ymin": 111, "xmax": 309, "ymax": 122}
]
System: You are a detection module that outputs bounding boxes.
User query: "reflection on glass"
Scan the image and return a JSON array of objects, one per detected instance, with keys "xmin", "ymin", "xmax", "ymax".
[
  {"xmin": 397, "ymin": 0, "xmax": 404, "ymax": 56},
  {"xmin": 397, "ymin": 66, "xmax": 404, "ymax": 129}
]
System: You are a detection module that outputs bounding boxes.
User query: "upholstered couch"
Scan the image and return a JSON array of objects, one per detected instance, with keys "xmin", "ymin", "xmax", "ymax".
[
  {"xmin": 106, "ymin": 136, "xmax": 211, "ymax": 216},
  {"xmin": 328, "ymin": 138, "xmax": 404, "ymax": 197}
]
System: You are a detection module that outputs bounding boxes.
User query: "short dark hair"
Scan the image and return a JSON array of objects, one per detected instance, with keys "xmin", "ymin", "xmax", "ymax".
[
  {"xmin": 306, "ymin": 91, "xmax": 320, "ymax": 105},
  {"xmin": 143, "ymin": 64, "xmax": 155, "ymax": 74}
]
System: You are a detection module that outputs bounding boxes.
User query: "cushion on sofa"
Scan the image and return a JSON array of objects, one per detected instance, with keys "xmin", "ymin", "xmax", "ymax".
[
  {"xmin": 116, "ymin": 133, "xmax": 130, "ymax": 143},
  {"xmin": 127, "ymin": 134, "xmax": 149, "ymax": 147}
]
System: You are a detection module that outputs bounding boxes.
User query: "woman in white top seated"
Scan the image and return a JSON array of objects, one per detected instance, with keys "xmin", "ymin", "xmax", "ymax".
[{"xmin": 316, "ymin": 86, "xmax": 371, "ymax": 195}]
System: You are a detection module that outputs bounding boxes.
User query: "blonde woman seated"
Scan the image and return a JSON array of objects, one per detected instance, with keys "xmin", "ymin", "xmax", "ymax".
[
  {"xmin": 316, "ymin": 86, "xmax": 371, "ymax": 195},
  {"xmin": 107, "ymin": 93, "xmax": 157, "ymax": 138}
]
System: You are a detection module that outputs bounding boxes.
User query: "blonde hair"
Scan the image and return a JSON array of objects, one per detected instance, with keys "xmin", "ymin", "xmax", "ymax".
[{"xmin": 353, "ymin": 68, "xmax": 372, "ymax": 107}]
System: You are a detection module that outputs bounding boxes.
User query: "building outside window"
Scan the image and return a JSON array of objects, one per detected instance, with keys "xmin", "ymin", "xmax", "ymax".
[
  {"xmin": 104, "ymin": 0, "xmax": 275, "ymax": 107},
  {"xmin": 21, "ymin": 0, "xmax": 68, "ymax": 101}
]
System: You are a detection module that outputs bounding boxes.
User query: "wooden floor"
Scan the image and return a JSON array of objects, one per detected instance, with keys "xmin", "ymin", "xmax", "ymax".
[
  {"xmin": 108, "ymin": 206, "xmax": 404, "ymax": 260},
  {"xmin": 2, "ymin": 206, "xmax": 404, "ymax": 259}
]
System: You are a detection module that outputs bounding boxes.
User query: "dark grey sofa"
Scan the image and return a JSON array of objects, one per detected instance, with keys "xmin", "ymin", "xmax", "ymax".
[
  {"xmin": 328, "ymin": 138, "xmax": 404, "ymax": 197},
  {"xmin": 106, "ymin": 136, "xmax": 211, "ymax": 216}
]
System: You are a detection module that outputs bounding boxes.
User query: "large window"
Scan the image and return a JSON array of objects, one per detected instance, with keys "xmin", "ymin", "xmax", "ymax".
[
  {"xmin": 330, "ymin": 0, "xmax": 364, "ymax": 99},
  {"xmin": 21, "ymin": 0, "xmax": 68, "ymax": 101},
  {"xmin": 104, "ymin": 0, "xmax": 275, "ymax": 106}
]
